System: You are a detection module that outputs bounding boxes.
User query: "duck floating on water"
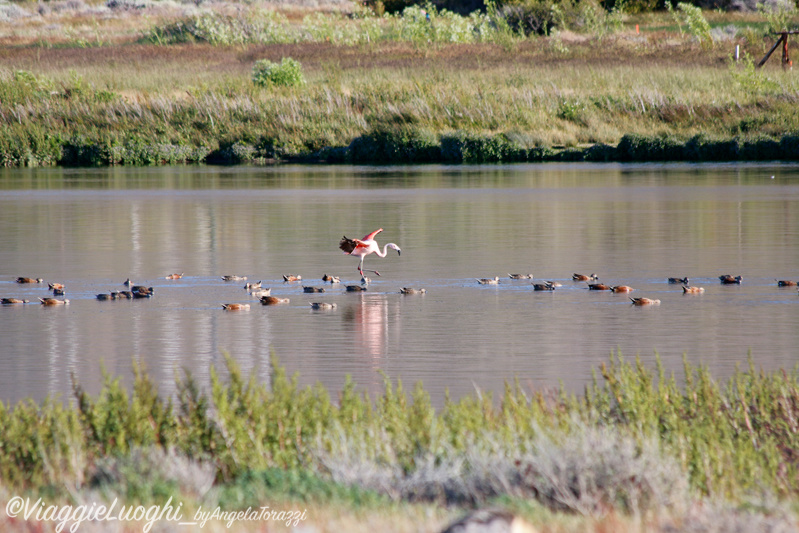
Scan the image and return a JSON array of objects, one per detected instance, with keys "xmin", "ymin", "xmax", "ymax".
[
  {"xmin": 346, "ymin": 285, "xmax": 367, "ymax": 292},
  {"xmin": 610, "ymin": 285, "xmax": 634, "ymax": 293},
  {"xmin": 2, "ymin": 298, "xmax": 29, "ymax": 304},
  {"xmin": 399, "ymin": 287, "xmax": 426, "ymax": 294},
  {"xmin": 630, "ymin": 297, "xmax": 661, "ymax": 306},
  {"xmin": 261, "ymin": 296, "xmax": 290, "ymax": 305},
  {"xmin": 683, "ymin": 285, "xmax": 705, "ymax": 294},
  {"xmin": 222, "ymin": 303, "xmax": 250, "ymax": 311},
  {"xmin": 39, "ymin": 298, "xmax": 69, "ymax": 306}
]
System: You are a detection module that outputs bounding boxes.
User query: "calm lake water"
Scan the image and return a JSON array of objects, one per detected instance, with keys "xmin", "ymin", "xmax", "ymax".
[{"xmin": 1, "ymin": 163, "xmax": 798, "ymax": 407}]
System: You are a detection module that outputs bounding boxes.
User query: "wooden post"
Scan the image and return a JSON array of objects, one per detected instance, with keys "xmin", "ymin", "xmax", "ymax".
[
  {"xmin": 758, "ymin": 34, "xmax": 785, "ymax": 68},
  {"xmin": 758, "ymin": 30, "xmax": 799, "ymax": 69},
  {"xmin": 783, "ymin": 32, "xmax": 792, "ymax": 69}
]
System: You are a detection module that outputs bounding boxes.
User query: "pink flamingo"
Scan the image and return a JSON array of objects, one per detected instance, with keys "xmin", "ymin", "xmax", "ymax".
[{"xmin": 339, "ymin": 228, "xmax": 401, "ymax": 276}]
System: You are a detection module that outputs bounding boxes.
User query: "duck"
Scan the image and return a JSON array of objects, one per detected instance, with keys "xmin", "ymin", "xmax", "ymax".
[
  {"xmin": 668, "ymin": 277, "xmax": 689, "ymax": 284},
  {"xmin": 322, "ymin": 274, "xmax": 341, "ymax": 283},
  {"xmin": 630, "ymin": 297, "xmax": 661, "ymax": 306},
  {"xmin": 610, "ymin": 285, "xmax": 634, "ymax": 293},
  {"xmin": 222, "ymin": 275, "xmax": 247, "ymax": 282},
  {"xmin": 260, "ymin": 296, "xmax": 290, "ymax": 305},
  {"xmin": 165, "ymin": 273, "xmax": 184, "ymax": 280},
  {"xmin": 399, "ymin": 287, "xmax": 427, "ymax": 294},
  {"xmin": 48, "ymin": 282, "xmax": 64, "ymax": 291},
  {"xmin": 283, "ymin": 274, "xmax": 302, "ymax": 282},
  {"xmin": 250, "ymin": 288, "xmax": 272, "ymax": 298},
  {"xmin": 346, "ymin": 285, "xmax": 367, "ymax": 292},
  {"xmin": 587, "ymin": 283, "xmax": 612, "ymax": 291},
  {"xmin": 777, "ymin": 280, "xmax": 797, "ymax": 287},
  {"xmin": 477, "ymin": 277, "xmax": 500, "ymax": 285},
  {"xmin": 532, "ymin": 282, "xmax": 556, "ymax": 291},
  {"xmin": 117, "ymin": 291, "xmax": 134, "ymax": 299},
  {"xmin": 719, "ymin": 275, "xmax": 743, "ymax": 284},
  {"xmin": 52, "ymin": 288, "xmax": 66, "ymax": 296},
  {"xmin": 131, "ymin": 285, "xmax": 154, "ymax": 296},
  {"xmin": 1, "ymin": 298, "xmax": 29, "ymax": 304},
  {"xmin": 39, "ymin": 298, "xmax": 69, "ymax": 306},
  {"xmin": 573, "ymin": 273, "xmax": 598, "ymax": 282},
  {"xmin": 303, "ymin": 286, "xmax": 326, "ymax": 293},
  {"xmin": 310, "ymin": 302, "xmax": 337, "ymax": 310},
  {"xmin": 222, "ymin": 303, "xmax": 250, "ymax": 311},
  {"xmin": 508, "ymin": 273, "xmax": 533, "ymax": 280},
  {"xmin": 16, "ymin": 277, "xmax": 43, "ymax": 284},
  {"xmin": 132, "ymin": 286, "xmax": 154, "ymax": 298},
  {"xmin": 123, "ymin": 278, "xmax": 133, "ymax": 287},
  {"xmin": 96, "ymin": 293, "xmax": 118, "ymax": 301},
  {"xmin": 683, "ymin": 285, "xmax": 705, "ymax": 294},
  {"xmin": 244, "ymin": 281, "xmax": 262, "ymax": 290}
]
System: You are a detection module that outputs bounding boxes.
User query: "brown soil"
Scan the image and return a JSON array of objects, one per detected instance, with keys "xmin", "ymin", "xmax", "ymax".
[{"xmin": 0, "ymin": 36, "xmax": 741, "ymax": 80}]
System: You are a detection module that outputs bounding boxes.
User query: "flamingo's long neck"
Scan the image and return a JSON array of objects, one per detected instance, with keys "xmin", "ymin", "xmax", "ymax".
[{"xmin": 374, "ymin": 243, "xmax": 396, "ymax": 258}]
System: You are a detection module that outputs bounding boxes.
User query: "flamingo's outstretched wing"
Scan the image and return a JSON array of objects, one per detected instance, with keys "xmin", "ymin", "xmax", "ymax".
[
  {"xmin": 362, "ymin": 228, "xmax": 383, "ymax": 241},
  {"xmin": 339, "ymin": 236, "xmax": 357, "ymax": 254},
  {"xmin": 341, "ymin": 237, "xmax": 372, "ymax": 254}
]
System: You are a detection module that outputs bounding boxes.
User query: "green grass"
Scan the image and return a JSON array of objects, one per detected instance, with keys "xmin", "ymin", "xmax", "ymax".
[
  {"xmin": 2, "ymin": 53, "xmax": 799, "ymax": 166},
  {"xmin": 0, "ymin": 5, "xmax": 798, "ymax": 166},
  {"xmin": 3, "ymin": 353, "xmax": 799, "ymax": 516}
]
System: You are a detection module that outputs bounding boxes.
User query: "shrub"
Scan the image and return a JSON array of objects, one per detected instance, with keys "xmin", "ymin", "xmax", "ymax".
[
  {"xmin": 617, "ymin": 134, "xmax": 685, "ymax": 161},
  {"xmin": 684, "ymin": 134, "xmax": 740, "ymax": 161},
  {"xmin": 676, "ymin": 3, "xmax": 713, "ymax": 46},
  {"xmin": 252, "ymin": 58, "xmax": 306, "ymax": 89},
  {"xmin": 348, "ymin": 125, "xmax": 441, "ymax": 164}
]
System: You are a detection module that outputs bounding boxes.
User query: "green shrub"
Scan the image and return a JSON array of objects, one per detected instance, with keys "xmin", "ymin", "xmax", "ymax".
[
  {"xmin": 676, "ymin": 3, "xmax": 713, "ymax": 46},
  {"xmin": 684, "ymin": 134, "xmax": 740, "ymax": 161},
  {"xmin": 348, "ymin": 125, "xmax": 441, "ymax": 164},
  {"xmin": 779, "ymin": 134, "xmax": 799, "ymax": 160},
  {"xmin": 617, "ymin": 134, "xmax": 685, "ymax": 161},
  {"xmin": 738, "ymin": 135, "xmax": 781, "ymax": 161},
  {"xmin": 252, "ymin": 58, "xmax": 306, "ymax": 89}
]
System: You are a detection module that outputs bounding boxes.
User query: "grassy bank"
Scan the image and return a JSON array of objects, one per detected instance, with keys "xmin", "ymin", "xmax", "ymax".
[
  {"xmin": 0, "ymin": 3, "xmax": 798, "ymax": 166},
  {"xmin": 1, "ymin": 354, "xmax": 798, "ymax": 531}
]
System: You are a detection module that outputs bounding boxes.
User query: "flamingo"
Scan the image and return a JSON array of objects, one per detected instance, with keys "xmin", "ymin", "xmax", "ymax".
[{"xmin": 339, "ymin": 228, "xmax": 401, "ymax": 277}]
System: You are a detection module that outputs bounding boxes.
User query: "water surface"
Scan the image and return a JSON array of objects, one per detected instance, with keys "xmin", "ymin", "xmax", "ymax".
[{"xmin": 1, "ymin": 163, "xmax": 797, "ymax": 406}]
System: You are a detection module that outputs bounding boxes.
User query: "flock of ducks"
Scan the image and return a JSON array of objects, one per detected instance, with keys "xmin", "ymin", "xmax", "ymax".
[
  {"xmin": 475, "ymin": 272, "xmax": 797, "ymax": 306},
  {"xmin": 2, "ymin": 273, "xmax": 428, "ymax": 311},
  {"xmin": 4, "ymin": 272, "xmax": 796, "ymax": 310}
]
